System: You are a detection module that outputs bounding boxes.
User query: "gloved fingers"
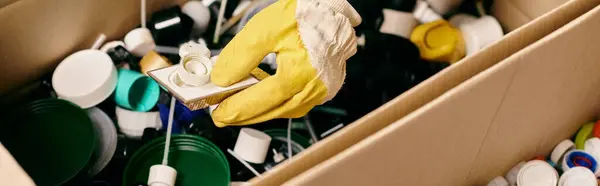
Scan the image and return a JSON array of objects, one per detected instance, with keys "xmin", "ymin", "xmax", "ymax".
[
  {"xmin": 211, "ymin": 73, "xmax": 303, "ymax": 127},
  {"xmin": 213, "ymin": 78, "xmax": 326, "ymax": 127}
]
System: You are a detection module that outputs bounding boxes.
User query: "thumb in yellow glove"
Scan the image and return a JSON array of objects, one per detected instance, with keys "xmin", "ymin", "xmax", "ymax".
[{"xmin": 210, "ymin": 0, "xmax": 362, "ymax": 127}]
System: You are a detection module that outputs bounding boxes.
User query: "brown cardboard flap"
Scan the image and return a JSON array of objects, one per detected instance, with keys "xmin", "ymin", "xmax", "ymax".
[
  {"xmin": 493, "ymin": 0, "xmax": 571, "ymax": 31},
  {"xmin": 0, "ymin": 0, "xmax": 184, "ymax": 93},
  {"xmin": 284, "ymin": 3, "xmax": 600, "ymax": 186},
  {"xmin": 250, "ymin": 0, "xmax": 600, "ymax": 185}
]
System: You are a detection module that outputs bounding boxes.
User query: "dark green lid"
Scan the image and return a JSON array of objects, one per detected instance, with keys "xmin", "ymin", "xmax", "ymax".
[
  {"xmin": 0, "ymin": 98, "xmax": 96, "ymax": 186},
  {"xmin": 123, "ymin": 134, "xmax": 230, "ymax": 186}
]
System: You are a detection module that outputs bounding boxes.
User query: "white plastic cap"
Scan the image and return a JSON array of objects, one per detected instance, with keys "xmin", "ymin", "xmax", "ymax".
[
  {"xmin": 562, "ymin": 150, "xmax": 598, "ymax": 173},
  {"xmin": 100, "ymin": 41, "xmax": 126, "ymax": 53},
  {"xmin": 124, "ymin": 28, "xmax": 156, "ymax": 57},
  {"xmin": 176, "ymin": 56, "xmax": 212, "ymax": 86},
  {"xmin": 52, "ymin": 50, "xmax": 118, "ymax": 109},
  {"xmin": 459, "ymin": 16, "xmax": 504, "ymax": 56},
  {"xmin": 487, "ymin": 176, "xmax": 509, "ymax": 186},
  {"xmin": 182, "ymin": 1, "xmax": 211, "ymax": 36},
  {"xmin": 148, "ymin": 165, "xmax": 177, "ymax": 186},
  {"xmin": 234, "ymin": 128, "xmax": 272, "ymax": 164},
  {"xmin": 559, "ymin": 167, "xmax": 597, "ymax": 186},
  {"xmin": 517, "ymin": 160, "xmax": 558, "ymax": 186},
  {"xmin": 551, "ymin": 139, "xmax": 576, "ymax": 165},
  {"xmin": 380, "ymin": 9, "xmax": 418, "ymax": 39},
  {"xmin": 585, "ymin": 138, "xmax": 600, "ymax": 177},
  {"xmin": 505, "ymin": 161, "xmax": 526, "ymax": 185},
  {"xmin": 115, "ymin": 106, "xmax": 162, "ymax": 138},
  {"xmin": 413, "ymin": 0, "xmax": 442, "ymax": 23},
  {"xmin": 179, "ymin": 42, "xmax": 211, "ymax": 58}
]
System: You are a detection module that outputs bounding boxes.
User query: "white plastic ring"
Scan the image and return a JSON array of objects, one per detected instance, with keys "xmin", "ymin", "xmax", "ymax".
[{"xmin": 176, "ymin": 54, "xmax": 212, "ymax": 86}]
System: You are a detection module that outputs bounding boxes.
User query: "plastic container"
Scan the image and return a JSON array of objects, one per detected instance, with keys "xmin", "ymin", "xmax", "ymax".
[
  {"xmin": 52, "ymin": 49, "xmax": 117, "ymax": 109},
  {"xmin": 114, "ymin": 69, "xmax": 160, "ymax": 112},
  {"xmin": 86, "ymin": 107, "xmax": 118, "ymax": 176},
  {"xmin": 0, "ymin": 99, "xmax": 96, "ymax": 185},
  {"xmin": 123, "ymin": 135, "xmax": 230, "ymax": 186}
]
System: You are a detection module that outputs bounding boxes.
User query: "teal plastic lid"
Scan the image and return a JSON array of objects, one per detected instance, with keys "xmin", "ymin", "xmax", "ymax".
[
  {"xmin": 123, "ymin": 135, "xmax": 230, "ymax": 186},
  {"xmin": 0, "ymin": 98, "xmax": 96, "ymax": 186}
]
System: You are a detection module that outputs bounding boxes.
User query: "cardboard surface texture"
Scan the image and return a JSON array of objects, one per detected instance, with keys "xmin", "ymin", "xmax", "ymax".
[
  {"xmin": 492, "ymin": 0, "xmax": 571, "ymax": 32},
  {"xmin": 281, "ymin": 2, "xmax": 600, "ymax": 186},
  {"xmin": 250, "ymin": 0, "xmax": 600, "ymax": 185}
]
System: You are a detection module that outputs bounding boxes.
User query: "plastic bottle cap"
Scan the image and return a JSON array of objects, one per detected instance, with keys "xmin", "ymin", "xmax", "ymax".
[
  {"xmin": 52, "ymin": 50, "xmax": 118, "ymax": 109},
  {"xmin": 380, "ymin": 9, "xmax": 418, "ymax": 38},
  {"xmin": 148, "ymin": 165, "xmax": 177, "ymax": 186},
  {"xmin": 487, "ymin": 176, "xmax": 509, "ymax": 186},
  {"xmin": 410, "ymin": 20, "xmax": 465, "ymax": 63},
  {"xmin": 576, "ymin": 122, "xmax": 596, "ymax": 149},
  {"xmin": 234, "ymin": 128, "xmax": 272, "ymax": 164},
  {"xmin": 506, "ymin": 161, "xmax": 526, "ymax": 185},
  {"xmin": 559, "ymin": 167, "xmax": 597, "ymax": 186},
  {"xmin": 114, "ymin": 69, "xmax": 160, "ymax": 111},
  {"xmin": 179, "ymin": 42, "xmax": 211, "ymax": 58},
  {"xmin": 124, "ymin": 28, "xmax": 156, "ymax": 57},
  {"xmin": 551, "ymin": 139, "xmax": 576, "ymax": 165},
  {"xmin": 459, "ymin": 16, "xmax": 504, "ymax": 56},
  {"xmin": 584, "ymin": 138, "xmax": 600, "ymax": 177},
  {"xmin": 517, "ymin": 160, "xmax": 558, "ymax": 186},
  {"xmin": 100, "ymin": 41, "xmax": 126, "ymax": 53},
  {"xmin": 182, "ymin": 1, "xmax": 211, "ymax": 36},
  {"xmin": 413, "ymin": 0, "xmax": 442, "ymax": 23},
  {"xmin": 115, "ymin": 106, "xmax": 162, "ymax": 138},
  {"xmin": 562, "ymin": 150, "xmax": 598, "ymax": 173},
  {"xmin": 176, "ymin": 56, "xmax": 212, "ymax": 86}
]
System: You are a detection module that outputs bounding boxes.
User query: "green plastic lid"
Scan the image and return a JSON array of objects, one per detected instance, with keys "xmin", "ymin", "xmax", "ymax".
[
  {"xmin": 123, "ymin": 135, "xmax": 230, "ymax": 186},
  {"xmin": 0, "ymin": 98, "xmax": 96, "ymax": 186}
]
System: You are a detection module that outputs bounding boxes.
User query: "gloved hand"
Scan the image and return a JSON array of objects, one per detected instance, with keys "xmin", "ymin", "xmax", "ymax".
[{"xmin": 210, "ymin": 0, "xmax": 362, "ymax": 127}]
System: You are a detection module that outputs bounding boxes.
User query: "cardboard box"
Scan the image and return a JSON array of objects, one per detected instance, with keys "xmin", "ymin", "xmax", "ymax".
[
  {"xmin": 250, "ymin": 0, "xmax": 600, "ymax": 185},
  {"xmin": 0, "ymin": 0, "xmax": 597, "ymax": 184},
  {"xmin": 274, "ymin": 2, "xmax": 600, "ymax": 186}
]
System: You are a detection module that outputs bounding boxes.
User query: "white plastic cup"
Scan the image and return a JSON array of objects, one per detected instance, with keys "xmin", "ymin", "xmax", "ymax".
[
  {"xmin": 459, "ymin": 16, "xmax": 504, "ymax": 56},
  {"xmin": 517, "ymin": 160, "xmax": 558, "ymax": 186},
  {"xmin": 124, "ymin": 28, "xmax": 156, "ymax": 57},
  {"xmin": 115, "ymin": 106, "xmax": 162, "ymax": 138},
  {"xmin": 380, "ymin": 9, "xmax": 418, "ymax": 39},
  {"xmin": 234, "ymin": 128, "xmax": 272, "ymax": 164},
  {"xmin": 52, "ymin": 50, "xmax": 117, "ymax": 109}
]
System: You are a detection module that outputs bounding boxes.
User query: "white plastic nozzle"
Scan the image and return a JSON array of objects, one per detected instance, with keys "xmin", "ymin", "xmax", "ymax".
[
  {"xmin": 272, "ymin": 149, "xmax": 285, "ymax": 163},
  {"xmin": 148, "ymin": 165, "xmax": 177, "ymax": 186},
  {"xmin": 234, "ymin": 128, "xmax": 272, "ymax": 164}
]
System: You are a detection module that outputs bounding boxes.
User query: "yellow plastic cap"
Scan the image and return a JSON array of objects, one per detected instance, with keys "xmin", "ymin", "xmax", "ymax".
[{"xmin": 410, "ymin": 20, "xmax": 466, "ymax": 63}]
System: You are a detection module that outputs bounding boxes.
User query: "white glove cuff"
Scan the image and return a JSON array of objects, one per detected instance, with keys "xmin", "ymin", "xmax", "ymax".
[{"xmin": 313, "ymin": 0, "xmax": 362, "ymax": 27}]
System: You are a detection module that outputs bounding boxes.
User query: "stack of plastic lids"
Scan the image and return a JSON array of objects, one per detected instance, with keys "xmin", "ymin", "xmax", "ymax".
[
  {"xmin": 123, "ymin": 135, "xmax": 230, "ymax": 186},
  {"xmin": 0, "ymin": 99, "xmax": 96, "ymax": 185},
  {"xmin": 86, "ymin": 107, "xmax": 118, "ymax": 176}
]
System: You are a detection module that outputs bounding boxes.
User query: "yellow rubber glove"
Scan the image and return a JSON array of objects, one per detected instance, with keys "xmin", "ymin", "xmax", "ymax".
[{"xmin": 210, "ymin": 0, "xmax": 362, "ymax": 127}]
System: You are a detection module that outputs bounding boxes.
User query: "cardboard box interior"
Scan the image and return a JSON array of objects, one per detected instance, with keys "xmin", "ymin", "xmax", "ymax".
[
  {"xmin": 280, "ymin": 2, "xmax": 600, "ymax": 186},
  {"xmin": 251, "ymin": 0, "xmax": 600, "ymax": 185}
]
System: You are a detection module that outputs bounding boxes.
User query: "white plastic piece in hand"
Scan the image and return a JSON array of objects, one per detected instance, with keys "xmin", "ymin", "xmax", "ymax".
[
  {"xmin": 148, "ymin": 165, "xmax": 177, "ymax": 186},
  {"xmin": 176, "ymin": 56, "xmax": 212, "ymax": 86},
  {"xmin": 380, "ymin": 9, "xmax": 418, "ymax": 39},
  {"xmin": 413, "ymin": 0, "xmax": 442, "ymax": 23},
  {"xmin": 234, "ymin": 128, "xmax": 272, "ymax": 164},
  {"xmin": 487, "ymin": 176, "xmax": 509, "ymax": 186},
  {"xmin": 517, "ymin": 160, "xmax": 558, "ymax": 186},
  {"xmin": 551, "ymin": 139, "xmax": 576, "ymax": 165},
  {"xmin": 179, "ymin": 42, "xmax": 211, "ymax": 57},
  {"xmin": 505, "ymin": 161, "xmax": 526, "ymax": 186},
  {"xmin": 182, "ymin": 1, "xmax": 211, "ymax": 36},
  {"xmin": 52, "ymin": 50, "xmax": 117, "ymax": 109},
  {"xmin": 459, "ymin": 16, "xmax": 504, "ymax": 56},
  {"xmin": 124, "ymin": 28, "xmax": 156, "ymax": 57},
  {"xmin": 558, "ymin": 167, "xmax": 598, "ymax": 186}
]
